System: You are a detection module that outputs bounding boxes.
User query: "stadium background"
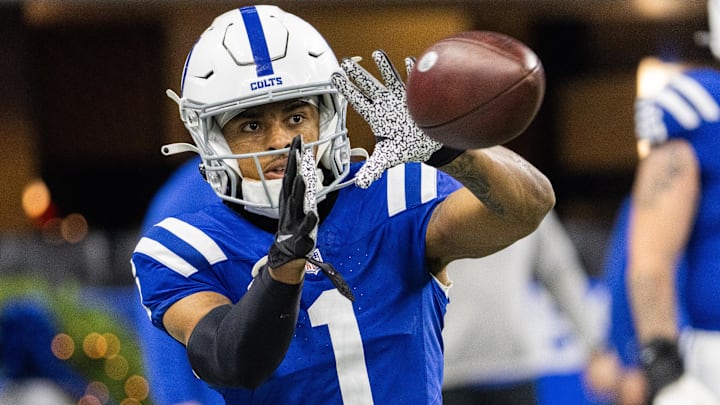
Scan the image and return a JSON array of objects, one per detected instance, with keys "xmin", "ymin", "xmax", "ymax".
[{"xmin": 0, "ymin": 1, "xmax": 711, "ymax": 403}]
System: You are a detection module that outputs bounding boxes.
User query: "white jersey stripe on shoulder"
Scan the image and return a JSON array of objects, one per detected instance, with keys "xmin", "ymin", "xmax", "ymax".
[
  {"xmin": 134, "ymin": 237, "xmax": 198, "ymax": 277},
  {"xmin": 387, "ymin": 165, "xmax": 406, "ymax": 217},
  {"xmin": 420, "ymin": 164, "xmax": 437, "ymax": 203},
  {"xmin": 670, "ymin": 74, "xmax": 720, "ymax": 122},
  {"xmin": 130, "ymin": 261, "xmax": 153, "ymax": 320},
  {"xmin": 156, "ymin": 217, "xmax": 227, "ymax": 265},
  {"xmin": 655, "ymin": 88, "xmax": 701, "ymax": 130}
]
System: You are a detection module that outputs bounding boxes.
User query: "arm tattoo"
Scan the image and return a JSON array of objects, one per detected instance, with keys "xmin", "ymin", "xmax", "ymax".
[
  {"xmin": 635, "ymin": 148, "xmax": 686, "ymax": 208},
  {"xmin": 442, "ymin": 153, "xmax": 504, "ymax": 215}
]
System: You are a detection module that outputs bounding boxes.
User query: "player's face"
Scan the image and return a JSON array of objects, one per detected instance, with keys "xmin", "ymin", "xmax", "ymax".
[{"xmin": 222, "ymin": 99, "xmax": 320, "ymax": 181}]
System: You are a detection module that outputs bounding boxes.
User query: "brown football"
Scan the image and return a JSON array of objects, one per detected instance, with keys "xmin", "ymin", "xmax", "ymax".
[{"xmin": 406, "ymin": 31, "xmax": 545, "ymax": 149}]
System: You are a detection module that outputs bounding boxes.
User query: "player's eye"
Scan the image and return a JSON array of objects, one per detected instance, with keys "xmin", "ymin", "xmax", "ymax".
[
  {"xmin": 289, "ymin": 114, "xmax": 304, "ymax": 125},
  {"xmin": 242, "ymin": 121, "xmax": 261, "ymax": 132}
]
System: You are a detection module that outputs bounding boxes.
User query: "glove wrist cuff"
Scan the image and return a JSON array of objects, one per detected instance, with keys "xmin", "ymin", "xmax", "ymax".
[
  {"xmin": 268, "ymin": 241, "xmax": 307, "ymax": 269},
  {"xmin": 425, "ymin": 146, "xmax": 464, "ymax": 167}
]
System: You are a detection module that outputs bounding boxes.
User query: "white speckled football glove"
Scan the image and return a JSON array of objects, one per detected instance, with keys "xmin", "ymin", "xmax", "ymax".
[{"xmin": 331, "ymin": 50, "xmax": 444, "ymax": 188}]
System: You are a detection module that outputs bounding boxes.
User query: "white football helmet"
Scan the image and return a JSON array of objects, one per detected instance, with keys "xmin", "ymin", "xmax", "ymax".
[
  {"xmin": 697, "ymin": 0, "xmax": 720, "ymax": 59},
  {"xmin": 164, "ymin": 5, "xmax": 365, "ymax": 218},
  {"xmin": 709, "ymin": 0, "xmax": 720, "ymax": 59}
]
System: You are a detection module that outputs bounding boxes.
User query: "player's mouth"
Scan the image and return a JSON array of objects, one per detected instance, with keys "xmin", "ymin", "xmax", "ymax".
[{"xmin": 264, "ymin": 158, "xmax": 288, "ymax": 180}]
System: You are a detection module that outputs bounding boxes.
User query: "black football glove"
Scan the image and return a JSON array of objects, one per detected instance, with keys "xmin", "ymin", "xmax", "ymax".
[
  {"xmin": 267, "ymin": 135, "xmax": 318, "ymax": 268},
  {"xmin": 267, "ymin": 135, "xmax": 354, "ymax": 301}
]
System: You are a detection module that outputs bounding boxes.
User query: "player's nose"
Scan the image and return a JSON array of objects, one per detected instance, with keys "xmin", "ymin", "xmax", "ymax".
[{"xmin": 266, "ymin": 123, "xmax": 294, "ymax": 151}]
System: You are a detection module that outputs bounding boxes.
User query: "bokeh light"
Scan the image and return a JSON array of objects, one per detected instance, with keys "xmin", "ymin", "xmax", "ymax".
[
  {"xmin": 632, "ymin": 0, "xmax": 694, "ymax": 19},
  {"xmin": 60, "ymin": 213, "xmax": 88, "ymax": 244},
  {"xmin": 51, "ymin": 333, "xmax": 75, "ymax": 360},
  {"xmin": 105, "ymin": 355, "xmax": 129, "ymax": 381},
  {"xmin": 83, "ymin": 332, "xmax": 108, "ymax": 359},
  {"xmin": 85, "ymin": 381, "xmax": 110, "ymax": 404},
  {"xmin": 77, "ymin": 394, "xmax": 103, "ymax": 405},
  {"xmin": 124, "ymin": 375, "xmax": 149, "ymax": 401},
  {"xmin": 21, "ymin": 178, "xmax": 51, "ymax": 219},
  {"xmin": 102, "ymin": 333, "xmax": 121, "ymax": 359}
]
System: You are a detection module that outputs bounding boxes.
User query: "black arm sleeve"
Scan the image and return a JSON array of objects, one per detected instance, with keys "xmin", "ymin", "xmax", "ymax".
[{"xmin": 186, "ymin": 265, "xmax": 302, "ymax": 388}]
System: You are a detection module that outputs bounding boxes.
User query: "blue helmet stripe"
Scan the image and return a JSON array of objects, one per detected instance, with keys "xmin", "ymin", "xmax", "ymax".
[
  {"xmin": 240, "ymin": 6, "xmax": 274, "ymax": 77},
  {"xmin": 180, "ymin": 44, "xmax": 195, "ymax": 92}
]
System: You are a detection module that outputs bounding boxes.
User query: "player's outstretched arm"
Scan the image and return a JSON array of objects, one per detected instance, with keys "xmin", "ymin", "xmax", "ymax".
[{"xmin": 425, "ymin": 146, "xmax": 555, "ymax": 272}]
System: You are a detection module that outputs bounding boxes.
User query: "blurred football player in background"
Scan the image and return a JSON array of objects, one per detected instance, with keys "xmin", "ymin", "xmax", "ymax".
[
  {"xmin": 589, "ymin": 196, "xmax": 691, "ymax": 405},
  {"xmin": 133, "ymin": 156, "xmax": 223, "ymax": 404},
  {"xmin": 442, "ymin": 210, "xmax": 607, "ymax": 405},
  {"xmin": 0, "ymin": 299, "xmax": 87, "ymax": 405},
  {"xmin": 130, "ymin": 5, "xmax": 554, "ymax": 403},
  {"xmin": 626, "ymin": 0, "xmax": 720, "ymax": 403}
]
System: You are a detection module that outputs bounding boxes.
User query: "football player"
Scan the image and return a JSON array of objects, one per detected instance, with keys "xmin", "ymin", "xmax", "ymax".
[
  {"xmin": 131, "ymin": 5, "xmax": 554, "ymax": 403},
  {"xmin": 628, "ymin": 1, "xmax": 720, "ymax": 403}
]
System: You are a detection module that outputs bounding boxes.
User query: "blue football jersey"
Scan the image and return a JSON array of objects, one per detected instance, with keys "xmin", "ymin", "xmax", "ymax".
[
  {"xmin": 635, "ymin": 68, "xmax": 720, "ymax": 331},
  {"xmin": 132, "ymin": 162, "xmax": 461, "ymax": 404}
]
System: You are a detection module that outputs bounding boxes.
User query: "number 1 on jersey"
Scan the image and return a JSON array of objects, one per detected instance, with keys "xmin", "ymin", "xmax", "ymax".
[{"xmin": 308, "ymin": 289, "xmax": 374, "ymax": 405}]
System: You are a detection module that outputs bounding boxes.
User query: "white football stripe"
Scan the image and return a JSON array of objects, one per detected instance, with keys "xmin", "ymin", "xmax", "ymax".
[
  {"xmin": 655, "ymin": 89, "xmax": 701, "ymax": 130},
  {"xmin": 420, "ymin": 164, "xmax": 437, "ymax": 203},
  {"xmin": 130, "ymin": 261, "xmax": 153, "ymax": 319},
  {"xmin": 387, "ymin": 165, "xmax": 406, "ymax": 217},
  {"xmin": 134, "ymin": 237, "xmax": 198, "ymax": 277},
  {"xmin": 671, "ymin": 74, "xmax": 720, "ymax": 122},
  {"xmin": 156, "ymin": 217, "xmax": 227, "ymax": 265}
]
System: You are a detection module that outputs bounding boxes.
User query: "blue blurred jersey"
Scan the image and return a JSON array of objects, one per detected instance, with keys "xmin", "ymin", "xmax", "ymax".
[
  {"xmin": 141, "ymin": 157, "xmax": 216, "ymax": 233},
  {"xmin": 603, "ymin": 198, "xmax": 639, "ymax": 367},
  {"xmin": 132, "ymin": 162, "xmax": 460, "ymax": 404},
  {"xmin": 134, "ymin": 156, "xmax": 225, "ymax": 404},
  {"xmin": 635, "ymin": 67, "xmax": 720, "ymax": 331}
]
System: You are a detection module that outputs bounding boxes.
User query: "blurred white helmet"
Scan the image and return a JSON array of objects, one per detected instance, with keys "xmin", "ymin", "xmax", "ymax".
[
  {"xmin": 695, "ymin": 0, "xmax": 720, "ymax": 60},
  {"xmin": 707, "ymin": 0, "xmax": 720, "ymax": 59},
  {"xmin": 165, "ymin": 5, "xmax": 363, "ymax": 218}
]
